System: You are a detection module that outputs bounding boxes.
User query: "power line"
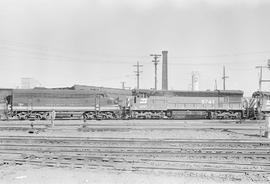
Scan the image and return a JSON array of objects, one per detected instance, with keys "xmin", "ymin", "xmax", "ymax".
[
  {"xmin": 2, "ymin": 39, "xmax": 270, "ymax": 60},
  {"xmin": 0, "ymin": 42, "xmax": 268, "ymax": 67},
  {"xmin": 0, "ymin": 40, "xmax": 150, "ymax": 59},
  {"xmin": 170, "ymin": 50, "xmax": 270, "ymax": 59},
  {"xmin": 133, "ymin": 61, "xmax": 143, "ymax": 89},
  {"xmin": 150, "ymin": 54, "xmax": 161, "ymax": 90}
]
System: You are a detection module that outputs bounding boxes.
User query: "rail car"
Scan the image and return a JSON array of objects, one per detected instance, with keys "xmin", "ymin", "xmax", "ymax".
[
  {"xmin": 248, "ymin": 91, "xmax": 270, "ymax": 119},
  {"xmin": 0, "ymin": 88, "xmax": 121, "ymax": 120},
  {"xmin": 129, "ymin": 89, "xmax": 244, "ymax": 119}
]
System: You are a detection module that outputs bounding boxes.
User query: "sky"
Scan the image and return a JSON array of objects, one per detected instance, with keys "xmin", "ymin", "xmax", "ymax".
[{"xmin": 1, "ymin": 0, "xmax": 270, "ymax": 96}]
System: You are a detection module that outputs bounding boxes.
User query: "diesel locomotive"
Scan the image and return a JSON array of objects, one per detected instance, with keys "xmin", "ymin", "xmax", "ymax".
[
  {"xmin": 0, "ymin": 88, "xmax": 121, "ymax": 120},
  {"xmin": 0, "ymin": 87, "xmax": 266, "ymax": 120},
  {"xmin": 130, "ymin": 89, "xmax": 244, "ymax": 119},
  {"xmin": 247, "ymin": 91, "xmax": 270, "ymax": 119}
]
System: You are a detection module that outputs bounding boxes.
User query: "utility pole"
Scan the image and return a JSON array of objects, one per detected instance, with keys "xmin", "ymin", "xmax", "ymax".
[
  {"xmin": 133, "ymin": 61, "xmax": 143, "ymax": 89},
  {"xmin": 150, "ymin": 54, "xmax": 161, "ymax": 90},
  {"xmin": 257, "ymin": 66, "xmax": 263, "ymax": 91},
  {"xmin": 222, "ymin": 66, "xmax": 229, "ymax": 90},
  {"xmin": 191, "ymin": 73, "xmax": 194, "ymax": 91},
  {"xmin": 255, "ymin": 64, "xmax": 270, "ymax": 91},
  {"xmin": 214, "ymin": 79, "xmax": 217, "ymax": 90},
  {"xmin": 120, "ymin": 81, "xmax": 126, "ymax": 89}
]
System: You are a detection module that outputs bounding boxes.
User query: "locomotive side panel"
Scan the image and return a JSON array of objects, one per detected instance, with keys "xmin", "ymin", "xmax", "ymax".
[
  {"xmin": 227, "ymin": 95, "xmax": 243, "ymax": 110},
  {"xmin": 167, "ymin": 96, "xmax": 220, "ymax": 110},
  {"xmin": 166, "ymin": 91, "xmax": 243, "ymax": 119},
  {"xmin": 12, "ymin": 89, "xmax": 97, "ymax": 111},
  {"xmin": 128, "ymin": 96, "xmax": 167, "ymax": 119},
  {"xmin": 167, "ymin": 94, "xmax": 242, "ymax": 111},
  {"xmin": 10, "ymin": 89, "xmax": 121, "ymax": 120},
  {"xmin": 129, "ymin": 89, "xmax": 244, "ymax": 119},
  {"xmin": 129, "ymin": 96, "xmax": 167, "ymax": 111}
]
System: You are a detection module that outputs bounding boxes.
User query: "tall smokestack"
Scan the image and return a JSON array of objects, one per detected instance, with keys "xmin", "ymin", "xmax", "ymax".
[{"xmin": 162, "ymin": 51, "xmax": 168, "ymax": 90}]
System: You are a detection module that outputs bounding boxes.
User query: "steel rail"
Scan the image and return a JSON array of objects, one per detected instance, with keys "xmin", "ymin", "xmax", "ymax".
[
  {"xmin": 2, "ymin": 151, "xmax": 269, "ymax": 167},
  {"xmin": 0, "ymin": 135, "xmax": 270, "ymax": 144},
  {"xmin": 0, "ymin": 143, "xmax": 270, "ymax": 152},
  {"xmin": 2, "ymin": 158, "xmax": 270, "ymax": 175},
  {"xmin": 1, "ymin": 146, "xmax": 270, "ymax": 158}
]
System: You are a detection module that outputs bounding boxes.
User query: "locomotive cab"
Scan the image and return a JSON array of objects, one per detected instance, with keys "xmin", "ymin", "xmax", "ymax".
[
  {"xmin": 0, "ymin": 99, "xmax": 8, "ymax": 120},
  {"xmin": 129, "ymin": 90, "xmax": 168, "ymax": 119},
  {"xmin": 251, "ymin": 91, "xmax": 270, "ymax": 119}
]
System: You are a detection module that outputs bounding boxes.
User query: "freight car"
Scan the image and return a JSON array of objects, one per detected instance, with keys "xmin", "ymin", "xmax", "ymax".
[
  {"xmin": 129, "ymin": 89, "xmax": 244, "ymax": 119},
  {"xmin": 3, "ymin": 88, "xmax": 121, "ymax": 120}
]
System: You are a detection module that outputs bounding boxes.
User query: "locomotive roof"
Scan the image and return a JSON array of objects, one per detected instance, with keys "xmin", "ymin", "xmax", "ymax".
[
  {"xmin": 72, "ymin": 85, "xmax": 132, "ymax": 95},
  {"xmin": 12, "ymin": 88, "xmax": 107, "ymax": 96},
  {"xmin": 132, "ymin": 89, "xmax": 244, "ymax": 97},
  {"xmin": 252, "ymin": 91, "xmax": 270, "ymax": 97}
]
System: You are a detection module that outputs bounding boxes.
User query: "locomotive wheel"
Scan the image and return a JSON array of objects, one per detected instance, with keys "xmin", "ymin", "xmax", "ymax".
[
  {"xmin": 44, "ymin": 113, "xmax": 51, "ymax": 120},
  {"xmin": 18, "ymin": 116, "xmax": 25, "ymax": 120},
  {"xmin": 35, "ymin": 114, "xmax": 42, "ymax": 120},
  {"xmin": 223, "ymin": 114, "xmax": 229, "ymax": 119},
  {"xmin": 18, "ymin": 113, "xmax": 27, "ymax": 120}
]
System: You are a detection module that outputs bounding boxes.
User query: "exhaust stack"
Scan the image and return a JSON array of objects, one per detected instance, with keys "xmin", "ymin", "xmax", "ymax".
[{"xmin": 162, "ymin": 51, "xmax": 168, "ymax": 90}]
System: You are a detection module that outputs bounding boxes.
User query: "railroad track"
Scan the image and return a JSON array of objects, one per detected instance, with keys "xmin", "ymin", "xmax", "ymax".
[
  {"xmin": 1, "ymin": 136, "xmax": 270, "ymax": 149},
  {"xmin": 2, "ymin": 153, "xmax": 270, "ymax": 178},
  {"xmin": 0, "ymin": 135, "xmax": 270, "ymax": 181},
  {"xmin": 0, "ymin": 124, "xmax": 262, "ymax": 129},
  {"xmin": 1, "ymin": 143, "xmax": 270, "ymax": 154},
  {"xmin": 1, "ymin": 135, "xmax": 270, "ymax": 142},
  {"xmin": 1, "ymin": 136, "xmax": 270, "ymax": 151},
  {"xmin": 0, "ymin": 120, "xmax": 263, "ymax": 131}
]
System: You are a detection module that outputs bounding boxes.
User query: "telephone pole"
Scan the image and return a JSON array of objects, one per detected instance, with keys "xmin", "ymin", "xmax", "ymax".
[
  {"xmin": 133, "ymin": 61, "xmax": 143, "ymax": 89},
  {"xmin": 191, "ymin": 73, "xmax": 195, "ymax": 91},
  {"xmin": 214, "ymin": 79, "xmax": 217, "ymax": 90},
  {"xmin": 150, "ymin": 54, "xmax": 161, "ymax": 90},
  {"xmin": 255, "ymin": 65, "xmax": 270, "ymax": 91},
  {"xmin": 120, "ymin": 81, "xmax": 126, "ymax": 89},
  {"xmin": 222, "ymin": 66, "xmax": 229, "ymax": 90}
]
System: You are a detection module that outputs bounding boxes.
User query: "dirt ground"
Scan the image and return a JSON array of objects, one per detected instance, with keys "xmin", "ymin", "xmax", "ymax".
[
  {"xmin": 0, "ymin": 165, "xmax": 265, "ymax": 184},
  {"xmin": 0, "ymin": 119, "xmax": 264, "ymax": 139}
]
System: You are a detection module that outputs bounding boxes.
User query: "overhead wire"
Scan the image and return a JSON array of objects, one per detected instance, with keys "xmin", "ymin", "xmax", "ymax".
[{"xmin": 0, "ymin": 39, "xmax": 269, "ymax": 68}]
